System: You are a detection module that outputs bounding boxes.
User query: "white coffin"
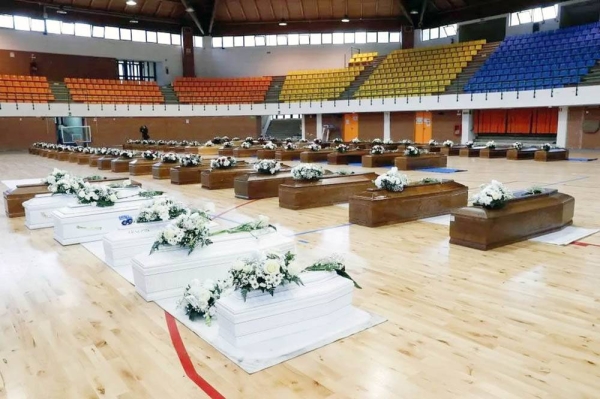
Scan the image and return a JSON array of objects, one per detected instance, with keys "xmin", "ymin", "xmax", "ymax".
[
  {"xmin": 131, "ymin": 230, "xmax": 295, "ymax": 301},
  {"xmin": 24, "ymin": 194, "xmax": 77, "ymax": 230},
  {"xmin": 52, "ymin": 195, "xmax": 159, "ymax": 246},
  {"xmin": 102, "ymin": 220, "xmax": 219, "ymax": 269},
  {"xmin": 216, "ymin": 272, "xmax": 353, "ymax": 347}
]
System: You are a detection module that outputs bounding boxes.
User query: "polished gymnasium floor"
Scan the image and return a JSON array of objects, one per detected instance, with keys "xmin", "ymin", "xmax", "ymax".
[{"xmin": 1, "ymin": 151, "xmax": 600, "ymax": 399}]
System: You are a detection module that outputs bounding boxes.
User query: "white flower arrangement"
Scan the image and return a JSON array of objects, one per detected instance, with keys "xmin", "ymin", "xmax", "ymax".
[
  {"xmin": 119, "ymin": 150, "xmax": 135, "ymax": 159},
  {"xmin": 221, "ymin": 141, "xmax": 233, "ymax": 148},
  {"xmin": 465, "ymin": 141, "xmax": 474, "ymax": 148},
  {"xmin": 76, "ymin": 183, "xmax": 119, "ymax": 207},
  {"xmin": 336, "ymin": 144, "xmax": 349, "ymax": 153},
  {"xmin": 471, "ymin": 180, "xmax": 514, "ymax": 210},
  {"xmin": 400, "ymin": 139, "xmax": 413, "ymax": 145},
  {"xmin": 513, "ymin": 142, "xmax": 523, "ymax": 150},
  {"xmin": 157, "ymin": 140, "xmax": 167, "ymax": 146},
  {"xmin": 74, "ymin": 146, "xmax": 84, "ymax": 153},
  {"xmin": 141, "ymin": 140, "xmax": 149, "ymax": 145},
  {"xmin": 299, "ymin": 138, "xmax": 308, "ymax": 143},
  {"xmin": 428, "ymin": 139, "xmax": 438, "ymax": 146},
  {"xmin": 142, "ymin": 150, "xmax": 158, "ymax": 160},
  {"xmin": 151, "ymin": 211, "xmax": 213, "ymax": 255},
  {"xmin": 181, "ymin": 140, "xmax": 190, "ymax": 146},
  {"xmin": 313, "ymin": 138, "xmax": 323, "ymax": 145},
  {"xmin": 179, "ymin": 154, "xmax": 202, "ymax": 167},
  {"xmin": 95, "ymin": 147, "xmax": 108, "ymax": 155},
  {"xmin": 136, "ymin": 197, "xmax": 190, "ymax": 223},
  {"xmin": 332, "ymin": 138, "xmax": 343, "ymax": 144},
  {"xmin": 304, "ymin": 254, "xmax": 361, "ymax": 288},
  {"xmin": 82, "ymin": 147, "xmax": 93, "ymax": 154},
  {"xmin": 167, "ymin": 140, "xmax": 179, "ymax": 146},
  {"xmin": 283, "ymin": 143, "xmax": 297, "ymax": 151},
  {"xmin": 291, "ymin": 164, "xmax": 324, "ymax": 181},
  {"xmin": 232, "ymin": 137, "xmax": 240, "ymax": 141},
  {"xmin": 108, "ymin": 148, "xmax": 121, "ymax": 156},
  {"xmin": 221, "ymin": 136, "xmax": 230, "ymax": 142},
  {"xmin": 443, "ymin": 140, "xmax": 454, "ymax": 148},
  {"xmin": 161, "ymin": 153, "xmax": 180, "ymax": 164},
  {"xmin": 241, "ymin": 142, "xmax": 252, "ymax": 149},
  {"xmin": 204, "ymin": 140, "xmax": 214, "ymax": 147},
  {"xmin": 372, "ymin": 138, "xmax": 383, "ymax": 144},
  {"xmin": 43, "ymin": 168, "xmax": 69, "ymax": 185},
  {"xmin": 48, "ymin": 175, "xmax": 84, "ymax": 195},
  {"xmin": 541, "ymin": 143, "xmax": 554, "ymax": 151},
  {"xmin": 253, "ymin": 159, "xmax": 282, "ymax": 175},
  {"xmin": 56, "ymin": 145, "xmax": 68, "ymax": 152},
  {"xmin": 485, "ymin": 140, "xmax": 496, "ymax": 149},
  {"xmin": 147, "ymin": 140, "xmax": 156, "ymax": 144},
  {"xmin": 262, "ymin": 141, "xmax": 277, "ymax": 150},
  {"xmin": 351, "ymin": 138, "xmax": 362, "ymax": 144},
  {"xmin": 244, "ymin": 137, "xmax": 254, "ymax": 143},
  {"xmin": 307, "ymin": 143, "xmax": 322, "ymax": 151},
  {"xmin": 404, "ymin": 146, "xmax": 421, "ymax": 157},
  {"xmin": 384, "ymin": 139, "xmax": 395, "ymax": 145},
  {"xmin": 210, "ymin": 156, "xmax": 237, "ymax": 169},
  {"xmin": 370, "ymin": 145, "xmax": 385, "ymax": 155},
  {"xmin": 374, "ymin": 167, "xmax": 409, "ymax": 192},
  {"xmin": 179, "ymin": 278, "xmax": 231, "ymax": 325}
]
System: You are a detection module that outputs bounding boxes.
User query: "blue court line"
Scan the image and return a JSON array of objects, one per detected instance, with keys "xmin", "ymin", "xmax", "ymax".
[
  {"xmin": 294, "ymin": 223, "xmax": 352, "ymax": 236},
  {"xmin": 543, "ymin": 176, "xmax": 589, "ymax": 186},
  {"xmin": 298, "ymin": 239, "xmax": 310, "ymax": 244}
]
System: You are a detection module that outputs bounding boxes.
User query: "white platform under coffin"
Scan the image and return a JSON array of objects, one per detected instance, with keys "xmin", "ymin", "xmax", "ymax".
[
  {"xmin": 24, "ymin": 194, "xmax": 77, "ymax": 230},
  {"xmin": 102, "ymin": 220, "xmax": 219, "ymax": 269},
  {"xmin": 131, "ymin": 229, "xmax": 295, "ymax": 302},
  {"xmin": 52, "ymin": 195, "xmax": 159, "ymax": 246}
]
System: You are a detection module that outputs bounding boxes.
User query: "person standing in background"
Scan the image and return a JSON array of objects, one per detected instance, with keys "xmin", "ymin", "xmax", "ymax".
[{"xmin": 140, "ymin": 125, "xmax": 150, "ymax": 140}]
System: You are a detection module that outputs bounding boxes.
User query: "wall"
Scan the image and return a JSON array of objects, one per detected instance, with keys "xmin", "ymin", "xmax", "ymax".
[
  {"xmin": 566, "ymin": 106, "xmax": 600, "ymax": 149},
  {"xmin": 358, "ymin": 112, "xmax": 384, "ymax": 141},
  {"xmin": 0, "ymin": 29, "xmax": 182, "ymax": 85},
  {"xmin": 0, "ymin": 117, "xmax": 53, "ymax": 150},
  {"xmin": 432, "ymin": 111, "xmax": 462, "ymax": 141},
  {"xmin": 505, "ymin": 17, "xmax": 560, "ymax": 37},
  {"xmin": 390, "ymin": 111, "xmax": 415, "ymax": 141},
  {"xmin": 414, "ymin": 30, "xmax": 456, "ymax": 49}
]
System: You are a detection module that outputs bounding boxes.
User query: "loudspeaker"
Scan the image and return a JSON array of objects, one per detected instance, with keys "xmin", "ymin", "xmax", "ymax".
[{"xmin": 533, "ymin": 22, "xmax": 540, "ymax": 32}]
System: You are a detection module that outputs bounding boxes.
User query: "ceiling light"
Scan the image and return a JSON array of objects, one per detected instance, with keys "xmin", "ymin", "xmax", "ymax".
[
  {"xmin": 410, "ymin": 10, "xmax": 419, "ymax": 15},
  {"xmin": 126, "ymin": 0, "xmax": 137, "ymax": 6},
  {"xmin": 279, "ymin": 20, "xmax": 287, "ymax": 26},
  {"xmin": 185, "ymin": 7, "xmax": 195, "ymax": 13},
  {"xmin": 341, "ymin": 15, "xmax": 350, "ymax": 22},
  {"xmin": 130, "ymin": 19, "xmax": 138, "ymax": 24},
  {"xmin": 56, "ymin": 9, "xmax": 67, "ymax": 15}
]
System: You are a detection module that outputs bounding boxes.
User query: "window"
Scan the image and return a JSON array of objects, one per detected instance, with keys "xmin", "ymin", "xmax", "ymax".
[
  {"xmin": 389, "ymin": 32, "xmax": 401, "ymax": 43},
  {"xmin": 157, "ymin": 32, "xmax": 171, "ymax": 44},
  {"xmin": 212, "ymin": 37, "xmax": 223, "ymax": 47},
  {"xmin": 266, "ymin": 35, "xmax": 277, "ymax": 46},
  {"xmin": 118, "ymin": 60, "xmax": 157, "ymax": 81},
  {"xmin": 344, "ymin": 32, "xmax": 354, "ymax": 44},
  {"xmin": 299, "ymin": 34, "xmax": 310, "ymax": 45},
  {"xmin": 430, "ymin": 28, "xmax": 439, "ymax": 39},
  {"xmin": 288, "ymin": 33, "xmax": 299, "ymax": 46},
  {"xmin": 377, "ymin": 32, "xmax": 389, "ymax": 43},
  {"xmin": 422, "ymin": 24, "xmax": 457, "ymax": 41},
  {"xmin": 30, "ymin": 19, "xmax": 45, "ymax": 32},
  {"xmin": 444, "ymin": 25, "xmax": 457, "ymax": 36},
  {"xmin": 355, "ymin": 31, "xmax": 367, "ymax": 44},
  {"xmin": 276, "ymin": 35, "xmax": 287, "ymax": 45},
  {"xmin": 132, "ymin": 29, "xmax": 146, "ymax": 42},
  {"xmin": 222, "ymin": 36, "xmax": 234, "ymax": 47},
  {"xmin": 244, "ymin": 35, "xmax": 255, "ymax": 47},
  {"xmin": 120, "ymin": 28, "xmax": 131, "ymax": 40},
  {"xmin": 332, "ymin": 32, "xmax": 344, "ymax": 44},
  {"xmin": 255, "ymin": 35, "xmax": 266, "ymax": 46},
  {"xmin": 171, "ymin": 34, "xmax": 181, "ymax": 45},
  {"xmin": 61, "ymin": 22, "xmax": 75, "ymax": 35},
  {"xmin": 322, "ymin": 33, "xmax": 333, "ymax": 44},
  {"xmin": 366, "ymin": 32, "xmax": 377, "ymax": 43},
  {"xmin": 45, "ymin": 19, "xmax": 61, "ymax": 34},
  {"xmin": 0, "ymin": 14, "xmax": 14, "ymax": 29},
  {"xmin": 75, "ymin": 23, "xmax": 92, "ymax": 37},
  {"xmin": 193, "ymin": 35, "xmax": 203, "ymax": 47},
  {"xmin": 92, "ymin": 26, "xmax": 105, "ymax": 38},
  {"xmin": 13, "ymin": 16, "xmax": 30, "ymax": 31},
  {"xmin": 234, "ymin": 36, "xmax": 244, "ymax": 47},
  {"xmin": 510, "ymin": 5, "xmax": 557, "ymax": 26},
  {"xmin": 542, "ymin": 5, "xmax": 558, "ymax": 20},
  {"xmin": 105, "ymin": 26, "xmax": 120, "ymax": 40},
  {"xmin": 422, "ymin": 29, "xmax": 430, "ymax": 41}
]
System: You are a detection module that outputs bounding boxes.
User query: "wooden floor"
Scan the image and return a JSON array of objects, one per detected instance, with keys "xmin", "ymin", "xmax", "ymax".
[{"xmin": 1, "ymin": 151, "xmax": 600, "ymax": 399}]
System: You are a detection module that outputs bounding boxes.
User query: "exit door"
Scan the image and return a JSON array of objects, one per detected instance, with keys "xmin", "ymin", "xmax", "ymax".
[{"xmin": 414, "ymin": 112, "xmax": 432, "ymax": 143}]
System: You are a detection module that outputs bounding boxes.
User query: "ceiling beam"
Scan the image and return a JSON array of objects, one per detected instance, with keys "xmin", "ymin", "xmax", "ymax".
[
  {"xmin": 397, "ymin": 0, "xmax": 414, "ymax": 26},
  {"xmin": 418, "ymin": 0, "xmax": 429, "ymax": 27},
  {"xmin": 179, "ymin": 0, "xmax": 205, "ymax": 34},
  {"xmin": 208, "ymin": 0, "xmax": 219, "ymax": 34}
]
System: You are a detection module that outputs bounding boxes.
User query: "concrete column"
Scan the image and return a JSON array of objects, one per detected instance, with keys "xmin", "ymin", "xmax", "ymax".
[
  {"xmin": 316, "ymin": 114, "xmax": 323, "ymax": 140},
  {"xmin": 181, "ymin": 27, "xmax": 195, "ymax": 78},
  {"xmin": 556, "ymin": 106, "xmax": 568, "ymax": 148},
  {"xmin": 383, "ymin": 112, "xmax": 391, "ymax": 141},
  {"xmin": 461, "ymin": 110, "xmax": 475, "ymax": 144},
  {"xmin": 301, "ymin": 115, "xmax": 306, "ymax": 139}
]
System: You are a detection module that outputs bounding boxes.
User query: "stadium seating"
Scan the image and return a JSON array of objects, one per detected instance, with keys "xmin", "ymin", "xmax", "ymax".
[
  {"xmin": 349, "ymin": 52, "xmax": 378, "ymax": 66},
  {"xmin": 173, "ymin": 77, "xmax": 271, "ymax": 104},
  {"xmin": 465, "ymin": 22, "xmax": 600, "ymax": 93},
  {"xmin": 65, "ymin": 78, "xmax": 163, "ymax": 104},
  {"xmin": 280, "ymin": 66, "xmax": 364, "ymax": 102},
  {"xmin": 356, "ymin": 40, "xmax": 485, "ymax": 98},
  {"xmin": 0, "ymin": 75, "xmax": 53, "ymax": 103}
]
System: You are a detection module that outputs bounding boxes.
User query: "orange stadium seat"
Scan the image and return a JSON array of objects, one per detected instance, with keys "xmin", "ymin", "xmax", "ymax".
[
  {"xmin": 0, "ymin": 74, "xmax": 53, "ymax": 103},
  {"xmin": 172, "ymin": 76, "xmax": 272, "ymax": 104},
  {"xmin": 64, "ymin": 78, "xmax": 164, "ymax": 104}
]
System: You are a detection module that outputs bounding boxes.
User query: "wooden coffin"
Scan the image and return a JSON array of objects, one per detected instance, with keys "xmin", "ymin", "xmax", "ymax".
[
  {"xmin": 111, "ymin": 157, "xmax": 134, "ymax": 173},
  {"xmin": 201, "ymin": 166, "xmax": 254, "ymax": 190},
  {"xmin": 88, "ymin": 154, "xmax": 102, "ymax": 167},
  {"xmin": 129, "ymin": 158, "xmax": 155, "ymax": 175},
  {"xmin": 152, "ymin": 162, "xmax": 178, "ymax": 179},
  {"xmin": 480, "ymin": 148, "xmax": 509, "ymax": 158},
  {"xmin": 449, "ymin": 188, "xmax": 574, "ymax": 250},
  {"xmin": 77, "ymin": 153, "xmax": 91, "ymax": 165},
  {"xmin": 427, "ymin": 145, "xmax": 442, "ymax": 153},
  {"xmin": 279, "ymin": 173, "xmax": 378, "ymax": 210},
  {"xmin": 38, "ymin": 149, "xmax": 48, "ymax": 157},
  {"xmin": 361, "ymin": 152, "xmax": 401, "ymax": 168},
  {"xmin": 97, "ymin": 155, "xmax": 117, "ymax": 170},
  {"xmin": 534, "ymin": 149, "xmax": 569, "ymax": 162},
  {"xmin": 218, "ymin": 148, "xmax": 235, "ymax": 156},
  {"xmin": 234, "ymin": 171, "xmax": 292, "ymax": 200},
  {"xmin": 459, "ymin": 147, "xmax": 484, "ymax": 157},
  {"xmin": 257, "ymin": 149, "xmax": 277, "ymax": 159},
  {"xmin": 276, "ymin": 149, "xmax": 304, "ymax": 161},
  {"xmin": 349, "ymin": 180, "xmax": 468, "ymax": 227},
  {"xmin": 327, "ymin": 150, "xmax": 370, "ymax": 165},
  {"xmin": 68, "ymin": 152, "xmax": 80, "ymax": 163},
  {"xmin": 394, "ymin": 154, "xmax": 448, "ymax": 170},
  {"xmin": 193, "ymin": 147, "xmax": 220, "ymax": 156},
  {"xmin": 170, "ymin": 166, "xmax": 207, "ymax": 185},
  {"xmin": 233, "ymin": 147, "xmax": 259, "ymax": 158},
  {"xmin": 440, "ymin": 146, "xmax": 462, "ymax": 156},
  {"xmin": 57, "ymin": 152, "xmax": 70, "ymax": 161},
  {"xmin": 300, "ymin": 150, "xmax": 334, "ymax": 163},
  {"xmin": 47, "ymin": 151, "xmax": 58, "ymax": 159},
  {"xmin": 506, "ymin": 148, "xmax": 537, "ymax": 160}
]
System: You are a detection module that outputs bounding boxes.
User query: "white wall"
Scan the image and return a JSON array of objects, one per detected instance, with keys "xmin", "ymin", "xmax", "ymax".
[
  {"xmin": 0, "ymin": 28, "xmax": 183, "ymax": 86},
  {"xmin": 414, "ymin": 30, "xmax": 456, "ymax": 48}
]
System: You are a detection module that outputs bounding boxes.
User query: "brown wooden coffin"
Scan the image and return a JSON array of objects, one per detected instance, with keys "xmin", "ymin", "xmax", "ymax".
[
  {"xmin": 97, "ymin": 156, "xmax": 117, "ymax": 170},
  {"xmin": 361, "ymin": 152, "xmax": 401, "ymax": 168},
  {"xmin": 300, "ymin": 150, "xmax": 334, "ymax": 163},
  {"xmin": 349, "ymin": 180, "xmax": 469, "ymax": 227},
  {"xmin": 257, "ymin": 149, "xmax": 277, "ymax": 159},
  {"xmin": 218, "ymin": 148, "xmax": 235, "ymax": 156},
  {"xmin": 47, "ymin": 151, "xmax": 58, "ymax": 159},
  {"xmin": 234, "ymin": 171, "xmax": 292, "ymax": 199},
  {"xmin": 129, "ymin": 159, "xmax": 156, "ymax": 175},
  {"xmin": 394, "ymin": 154, "xmax": 447, "ymax": 170},
  {"xmin": 194, "ymin": 147, "xmax": 219, "ymax": 156},
  {"xmin": 57, "ymin": 152, "xmax": 70, "ymax": 161},
  {"xmin": 111, "ymin": 157, "xmax": 134, "ymax": 173},
  {"xmin": 201, "ymin": 166, "xmax": 254, "ymax": 190},
  {"xmin": 427, "ymin": 145, "xmax": 442, "ymax": 153},
  {"xmin": 233, "ymin": 147, "xmax": 259, "ymax": 158},
  {"xmin": 449, "ymin": 188, "xmax": 574, "ymax": 250},
  {"xmin": 68, "ymin": 152, "xmax": 80, "ymax": 163},
  {"xmin": 77, "ymin": 153, "xmax": 91, "ymax": 165},
  {"xmin": 479, "ymin": 148, "xmax": 509, "ymax": 158},
  {"xmin": 279, "ymin": 173, "xmax": 378, "ymax": 210},
  {"xmin": 459, "ymin": 147, "xmax": 484, "ymax": 157},
  {"xmin": 534, "ymin": 149, "xmax": 569, "ymax": 162},
  {"xmin": 440, "ymin": 146, "xmax": 462, "ymax": 156},
  {"xmin": 506, "ymin": 148, "xmax": 537, "ymax": 160},
  {"xmin": 40, "ymin": 150, "xmax": 50, "ymax": 157},
  {"xmin": 28, "ymin": 147, "xmax": 37, "ymax": 155},
  {"xmin": 88, "ymin": 154, "xmax": 102, "ymax": 167},
  {"xmin": 327, "ymin": 150, "xmax": 370, "ymax": 165},
  {"xmin": 152, "ymin": 162, "xmax": 177, "ymax": 179},
  {"xmin": 276, "ymin": 149, "xmax": 304, "ymax": 161},
  {"xmin": 170, "ymin": 165, "xmax": 211, "ymax": 185}
]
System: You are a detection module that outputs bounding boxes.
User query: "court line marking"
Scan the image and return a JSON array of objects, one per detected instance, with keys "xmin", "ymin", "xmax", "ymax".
[
  {"xmin": 165, "ymin": 312, "xmax": 226, "ymax": 399},
  {"xmin": 294, "ymin": 223, "xmax": 352, "ymax": 236},
  {"xmin": 572, "ymin": 241, "xmax": 600, "ymax": 248},
  {"xmin": 213, "ymin": 199, "xmax": 259, "ymax": 218}
]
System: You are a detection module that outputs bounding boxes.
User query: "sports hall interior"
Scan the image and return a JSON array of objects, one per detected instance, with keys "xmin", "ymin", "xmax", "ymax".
[{"xmin": 1, "ymin": 0, "xmax": 600, "ymax": 398}]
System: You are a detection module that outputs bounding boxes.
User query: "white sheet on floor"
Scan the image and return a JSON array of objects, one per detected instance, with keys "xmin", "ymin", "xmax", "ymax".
[
  {"xmin": 334, "ymin": 203, "xmax": 349, "ymax": 209},
  {"xmin": 529, "ymin": 226, "xmax": 599, "ymax": 246},
  {"xmin": 1, "ymin": 178, "xmax": 44, "ymax": 190},
  {"xmin": 82, "ymin": 241, "xmax": 135, "ymax": 284},
  {"xmin": 420, "ymin": 215, "xmax": 452, "ymax": 226}
]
